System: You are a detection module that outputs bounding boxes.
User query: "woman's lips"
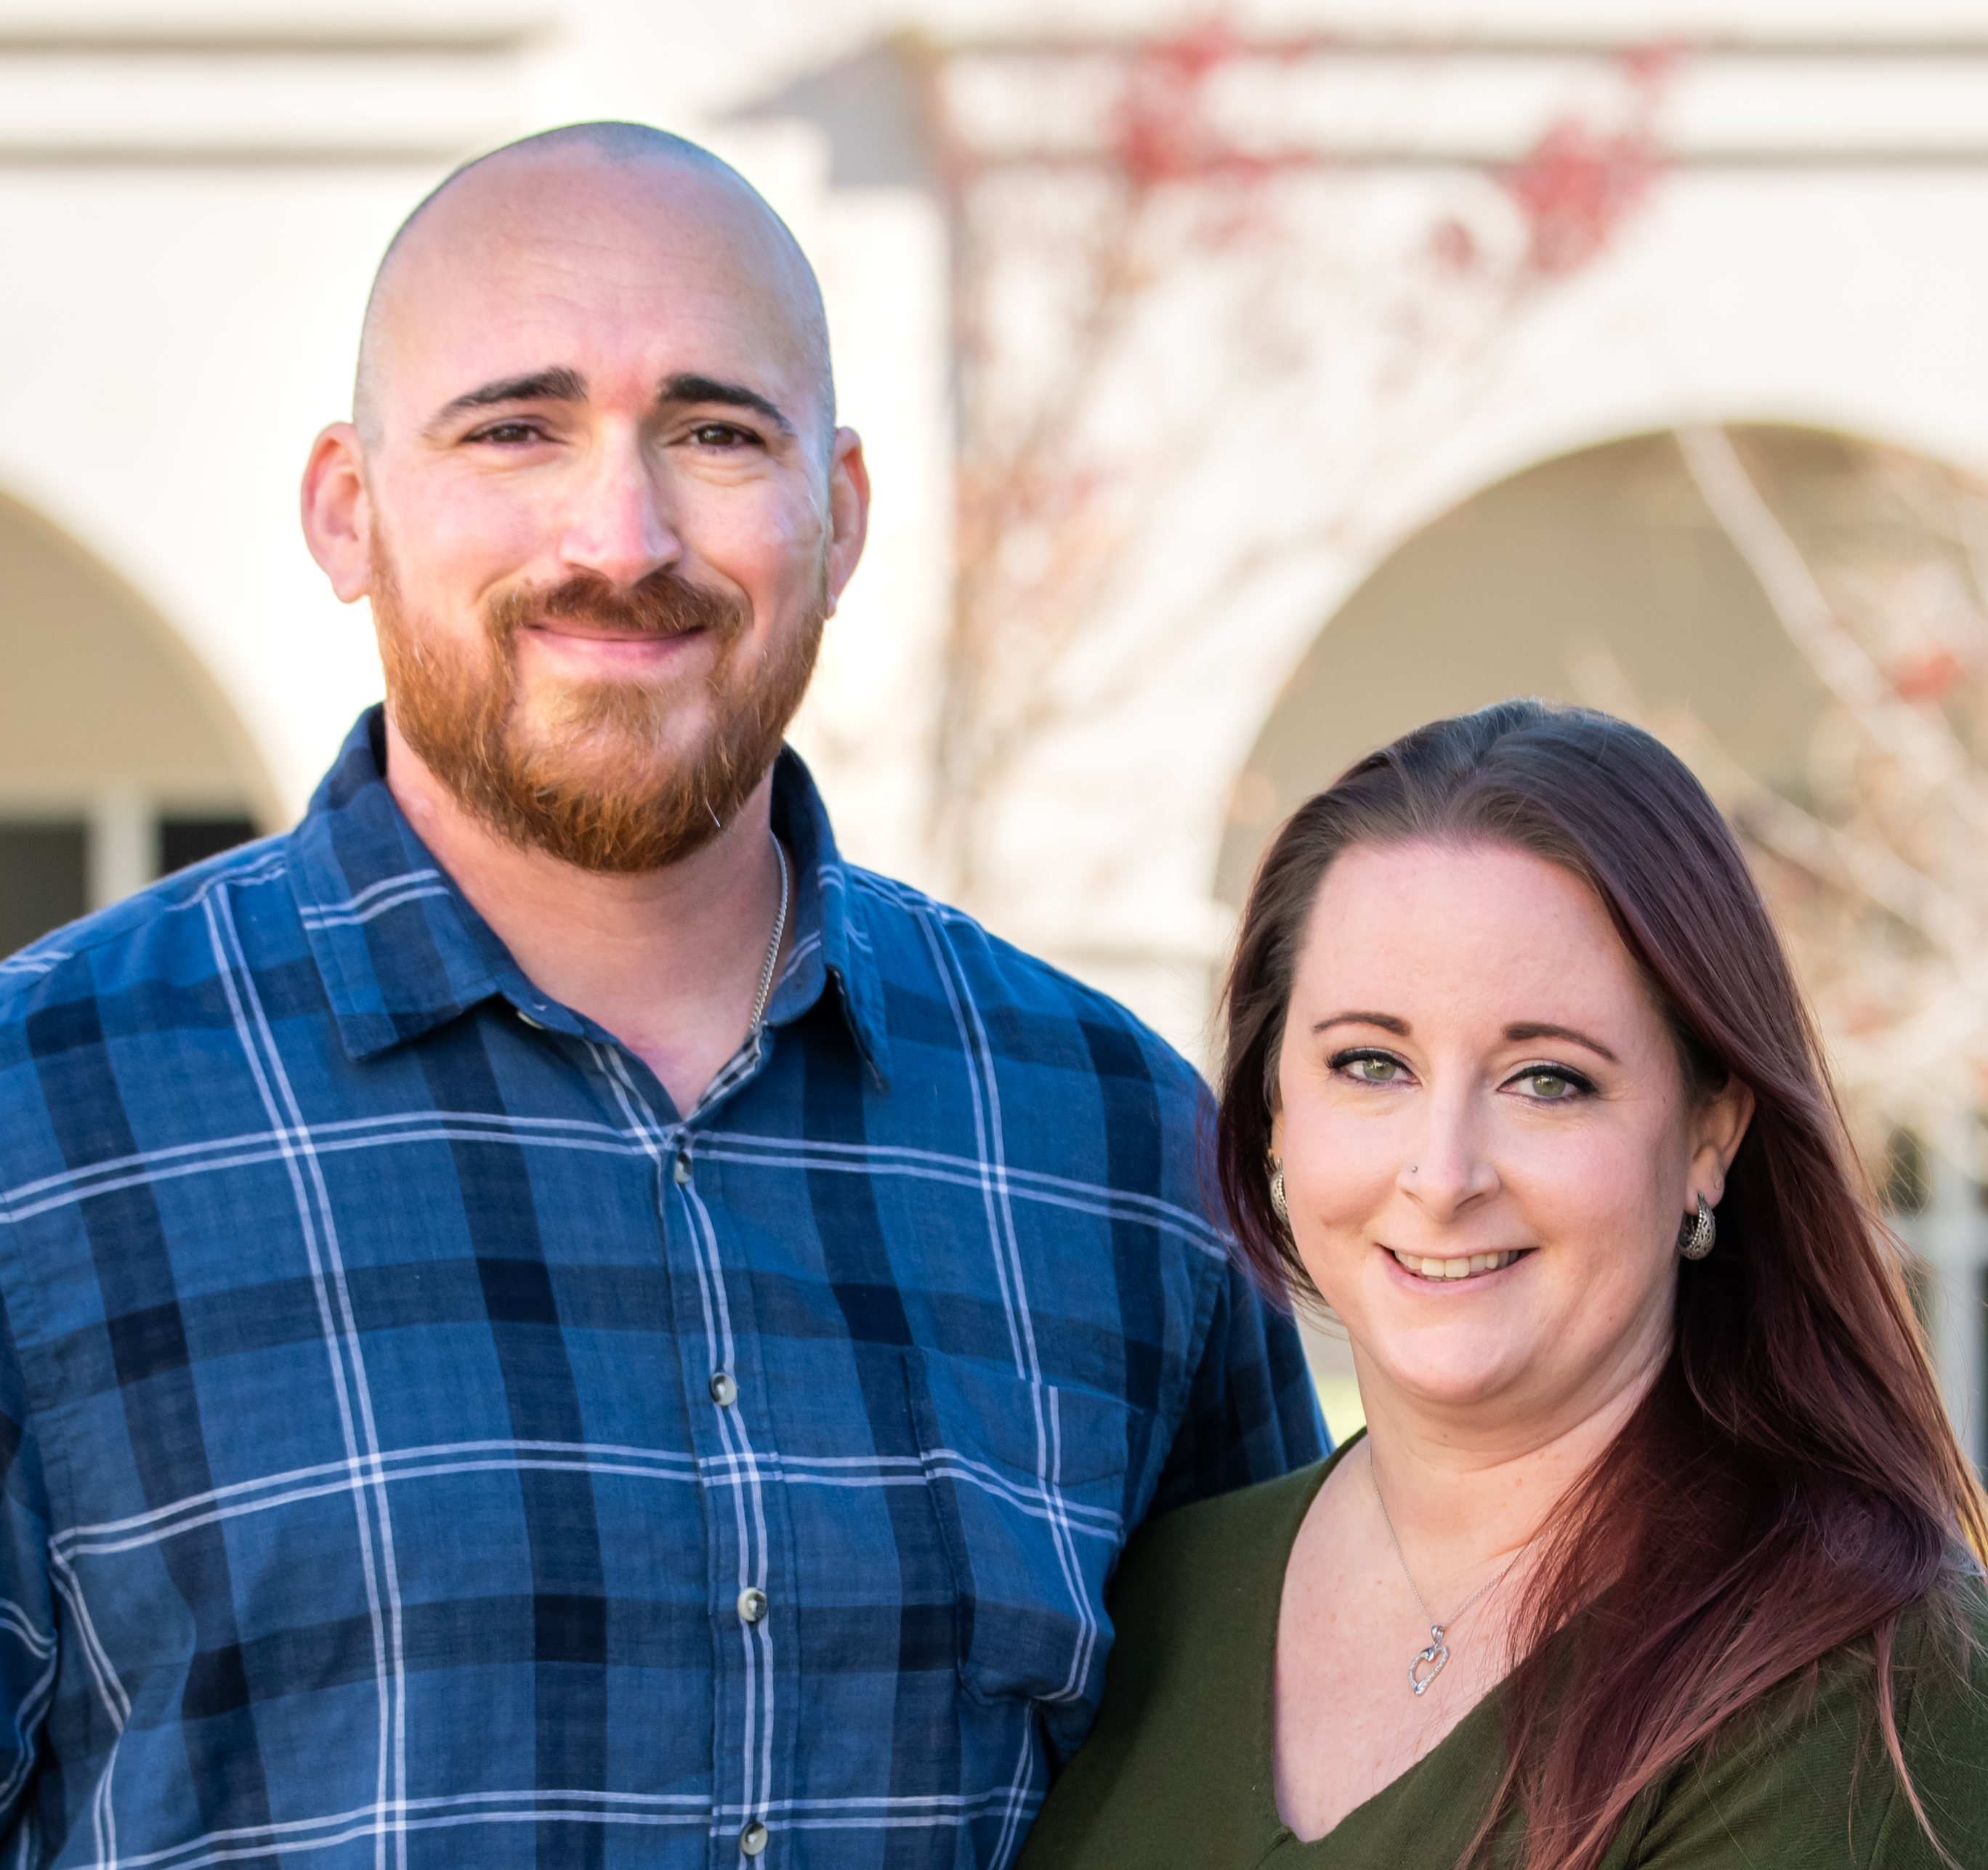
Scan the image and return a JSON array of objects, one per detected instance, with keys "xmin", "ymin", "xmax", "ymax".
[{"xmin": 1386, "ymin": 1246, "xmax": 1530, "ymax": 1282}]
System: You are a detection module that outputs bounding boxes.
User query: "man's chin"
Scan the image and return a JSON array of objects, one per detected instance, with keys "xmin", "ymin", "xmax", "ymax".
[
  {"xmin": 512, "ymin": 741, "xmax": 706, "ymax": 806},
  {"xmin": 511, "ymin": 684, "xmax": 724, "ymax": 766},
  {"xmin": 522, "ymin": 670, "xmax": 711, "ymax": 729}
]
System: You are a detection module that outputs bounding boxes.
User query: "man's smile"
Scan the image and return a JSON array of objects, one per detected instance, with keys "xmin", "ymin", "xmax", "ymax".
[{"xmin": 518, "ymin": 618, "xmax": 717, "ymax": 669}]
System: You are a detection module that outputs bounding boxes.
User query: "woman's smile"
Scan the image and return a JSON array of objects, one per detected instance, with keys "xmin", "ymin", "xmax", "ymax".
[{"xmin": 1383, "ymin": 1244, "xmax": 1531, "ymax": 1283}]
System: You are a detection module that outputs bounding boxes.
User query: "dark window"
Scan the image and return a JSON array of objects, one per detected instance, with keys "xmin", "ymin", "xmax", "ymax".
[
  {"xmin": 158, "ymin": 817, "xmax": 257, "ymax": 877},
  {"xmin": 0, "ymin": 822, "xmax": 88, "ymax": 955}
]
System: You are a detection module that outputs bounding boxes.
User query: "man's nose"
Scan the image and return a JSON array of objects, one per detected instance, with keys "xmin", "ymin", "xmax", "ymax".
[
  {"xmin": 557, "ymin": 427, "xmax": 680, "ymax": 587},
  {"xmin": 1398, "ymin": 1089, "xmax": 1499, "ymax": 1217}
]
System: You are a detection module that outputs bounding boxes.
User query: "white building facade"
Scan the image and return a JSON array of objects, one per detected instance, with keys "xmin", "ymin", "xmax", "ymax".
[{"xmin": 5, "ymin": 0, "xmax": 1988, "ymax": 1447}]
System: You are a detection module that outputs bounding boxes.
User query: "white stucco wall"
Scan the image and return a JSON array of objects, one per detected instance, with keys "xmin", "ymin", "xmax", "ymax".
[
  {"xmin": 4, "ymin": 0, "xmax": 1988, "ymax": 1074},
  {"xmin": 0, "ymin": 1, "xmax": 954, "ymax": 841},
  {"xmin": 991, "ymin": 155, "xmax": 1988, "ymax": 1059}
]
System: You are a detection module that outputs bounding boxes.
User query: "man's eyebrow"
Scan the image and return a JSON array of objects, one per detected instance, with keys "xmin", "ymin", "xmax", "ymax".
[
  {"xmin": 1505, "ymin": 1021, "xmax": 1620, "ymax": 1063},
  {"xmin": 659, "ymin": 373, "xmax": 795, "ymax": 437},
  {"xmin": 1312, "ymin": 1011, "xmax": 1410, "ymax": 1037},
  {"xmin": 428, "ymin": 366, "xmax": 588, "ymax": 431}
]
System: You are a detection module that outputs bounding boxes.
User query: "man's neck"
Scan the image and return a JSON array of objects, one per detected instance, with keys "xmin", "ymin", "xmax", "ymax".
[{"xmin": 383, "ymin": 718, "xmax": 788, "ymax": 1117}]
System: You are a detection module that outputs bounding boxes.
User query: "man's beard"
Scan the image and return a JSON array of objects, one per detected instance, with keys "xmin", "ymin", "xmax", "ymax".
[{"xmin": 373, "ymin": 552, "xmax": 825, "ymax": 873}]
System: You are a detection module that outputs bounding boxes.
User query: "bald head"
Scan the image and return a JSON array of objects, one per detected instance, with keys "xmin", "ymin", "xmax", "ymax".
[{"xmin": 353, "ymin": 121, "xmax": 835, "ymax": 455}]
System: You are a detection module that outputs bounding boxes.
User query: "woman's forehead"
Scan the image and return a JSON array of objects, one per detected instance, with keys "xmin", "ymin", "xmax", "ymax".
[{"xmin": 1294, "ymin": 840, "xmax": 1660, "ymax": 1045}]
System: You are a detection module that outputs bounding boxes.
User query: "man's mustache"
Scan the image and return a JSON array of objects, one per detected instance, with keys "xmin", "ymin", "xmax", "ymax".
[{"xmin": 486, "ymin": 570, "xmax": 748, "ymax": 643}]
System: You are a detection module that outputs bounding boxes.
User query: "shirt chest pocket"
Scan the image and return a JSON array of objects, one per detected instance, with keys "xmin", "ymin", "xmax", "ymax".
[{"xmin": 904, "ymin": 1348, "xmax": 1133, "ymax": 1734}]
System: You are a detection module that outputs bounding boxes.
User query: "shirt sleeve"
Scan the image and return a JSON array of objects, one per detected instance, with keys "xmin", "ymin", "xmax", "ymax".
[
  {"xmin": 0, "ymin": 1287, "xmax": 55, "ymax": 1836},
  {"xmin": 1147, "ymin": 1255, "xmax": 1327, "ymax": 1519}
]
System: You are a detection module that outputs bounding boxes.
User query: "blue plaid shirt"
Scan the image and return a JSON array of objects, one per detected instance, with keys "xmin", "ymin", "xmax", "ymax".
[{"xmin": 0, "ymin": 709, "xmax": 1322, "ymax": 1869}]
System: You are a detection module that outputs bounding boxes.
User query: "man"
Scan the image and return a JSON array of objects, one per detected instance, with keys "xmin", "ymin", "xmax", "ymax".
[{"xmin": 0, "ymin": 125, "xmax": 1322, "ymax": 1866}]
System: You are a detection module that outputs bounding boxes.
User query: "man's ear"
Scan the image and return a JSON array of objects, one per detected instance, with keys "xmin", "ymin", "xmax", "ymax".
[
  {"xmin": 301, "ymin": 423, "xmax": 375, "ymax": 603},
  {"xmin": 820, "ymin": 426, "xmax": 870, "ymax": 620}
]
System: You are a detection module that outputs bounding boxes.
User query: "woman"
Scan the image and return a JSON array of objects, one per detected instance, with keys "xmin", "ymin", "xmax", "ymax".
[{"xmin": 1019, "ymin": 701, "xmax": 1988, "ymax": 1869}]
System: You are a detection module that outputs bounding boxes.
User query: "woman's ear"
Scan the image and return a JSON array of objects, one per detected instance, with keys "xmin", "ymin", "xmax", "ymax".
[{"xmin": 1689, "ymin": 1075, "xmax": 1755, "ymax": 1205}]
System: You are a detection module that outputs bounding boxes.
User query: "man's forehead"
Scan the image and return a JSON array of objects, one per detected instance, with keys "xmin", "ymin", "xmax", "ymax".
[
  {"xmin": 397, "ymin": 250, "xmax": 804, "ymax": 391},
  {"xmin": 395, "ymin": 174, "xmax": 772, "ymax": 324},
  {"xmin": 359, "ymin": 138, "xmax": 829, "ymax": 431}
]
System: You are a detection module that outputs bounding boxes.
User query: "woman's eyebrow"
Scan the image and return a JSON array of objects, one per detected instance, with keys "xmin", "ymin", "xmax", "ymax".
[
  {"xmin": 1312, "ymin": 1011, "xmax": 1410, "ymax": 1036},
  {"xmin": 1505, "ymin": 1021, "xmax": 1620, "ymax": 1063}
]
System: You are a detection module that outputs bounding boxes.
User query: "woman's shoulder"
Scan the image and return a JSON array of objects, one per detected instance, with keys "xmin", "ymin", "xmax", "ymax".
[
  {"xmin": 1122, "ymin": 1452, "xmax": 1336, "ymax": 1586},
  {"xmin": 1619, "ymin": 1569, "xmax": 1988, "ymax": 1869},
  {"xmin": 1100, "ymin": 1454, "xmax": 1336, "ymax": 1681},
  {"xmin": 1885, "ymin": 1569, "xmax": 1988, "ymax": 1861},
  {"xmin": 1012, "ymin": 1454, "xmax": 1341, "ymax": 1870}
]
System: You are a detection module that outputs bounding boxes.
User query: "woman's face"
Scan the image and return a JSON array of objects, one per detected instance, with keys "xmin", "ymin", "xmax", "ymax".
[{"xmin": 1274, "ymin": 839, "xmax": 1752, "ymax": 1442}]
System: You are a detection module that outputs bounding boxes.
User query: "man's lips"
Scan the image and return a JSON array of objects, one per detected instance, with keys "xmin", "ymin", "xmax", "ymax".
[
  {"xmin": 518, "ymin": 620, "xmax": 714, "ymax": 663},
  {"xmin": 524, "ymin": 620, "xmax": 708, "ymax": 643}
]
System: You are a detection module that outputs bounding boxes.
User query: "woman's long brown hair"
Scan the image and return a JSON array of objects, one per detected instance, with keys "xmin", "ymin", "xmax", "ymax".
[{"xmin": 1216, "ymin": 700, "xmax": 1987, "ymax": 1869}]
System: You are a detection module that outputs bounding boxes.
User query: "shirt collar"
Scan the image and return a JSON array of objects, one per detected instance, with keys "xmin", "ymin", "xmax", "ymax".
[{"xmin": 288, "ymin": 706, "xmax": 891, "ymax": 1081}]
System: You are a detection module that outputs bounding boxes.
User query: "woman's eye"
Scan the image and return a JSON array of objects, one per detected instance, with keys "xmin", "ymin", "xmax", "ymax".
[
  {"xmin": 1332, "ymin": 1051, "xmax": 1405, "ymax": 1085},
  {"xmin": 1514, "ymin": 1069, "xmax": 1585, "ymax": 1101}
]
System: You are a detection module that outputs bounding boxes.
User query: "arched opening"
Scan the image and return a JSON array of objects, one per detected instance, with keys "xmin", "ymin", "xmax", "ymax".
[
  {"xmin": 0, "ymin": 490, "xmax": 278, "ymax": 956},
  {"xmin": 1217, "ymin": 425, "xmax": 1988, "ymax": 1449},
  {"xmin": 1213, "ymin": 426, "xmax": 1875, "ymax": 903}
]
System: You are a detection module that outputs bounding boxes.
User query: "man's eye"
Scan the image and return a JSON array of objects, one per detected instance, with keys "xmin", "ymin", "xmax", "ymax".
[
  {"xmin": 690, "ymin": 423, "xmax": 756, "ymax": 448},
  {"xmin": 466, "ymin": 421, "xmax": 544, "ymax": 445}
]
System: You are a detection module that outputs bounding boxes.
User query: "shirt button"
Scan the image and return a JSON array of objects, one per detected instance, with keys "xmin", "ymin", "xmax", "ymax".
[
  {"xmin": 672, "ymin": 1152, "xmax": 691, "ymax": 1184},
  {"xmin": 516, "ymin": 1010, "xmax": 544, "ymax": 1030},
  {"xmin": 739, "ymin": 1820, "xmax": 769, "ymax": 1857},
  {"xmin": 737, "ymin": 1586, "xmax": 768, "ymax": 1624},
  {"xmin": 709, "ymin": 1370, "xmax": 738, "ymax": 1407}
]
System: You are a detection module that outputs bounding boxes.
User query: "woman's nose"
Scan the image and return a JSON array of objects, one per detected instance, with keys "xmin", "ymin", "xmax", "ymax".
[{"xmin": 1398, "ymin": 1093, "xmax": 1499, "ymax": 1215}]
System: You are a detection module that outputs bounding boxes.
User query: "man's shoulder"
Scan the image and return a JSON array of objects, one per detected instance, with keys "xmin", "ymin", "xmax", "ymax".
[
  {"xmin": 842, "ymin": 865, "xmax": 1206, "ymax": 1099},
  {"xmin": 0, "ymin": 834, "xmax": 293, "ymax": 1027}
]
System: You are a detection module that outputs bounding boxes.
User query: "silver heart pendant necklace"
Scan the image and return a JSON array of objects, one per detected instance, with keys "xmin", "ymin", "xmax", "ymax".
[{"xmin": 1367, "ymin": 1444, "xmax": 1525, "ymax": 1697}]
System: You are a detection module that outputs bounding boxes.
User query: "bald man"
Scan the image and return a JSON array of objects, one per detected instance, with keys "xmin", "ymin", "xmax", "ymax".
[{"xmin": 0, "ymin": 125, "xmax": 1322, "ymax": 1867}]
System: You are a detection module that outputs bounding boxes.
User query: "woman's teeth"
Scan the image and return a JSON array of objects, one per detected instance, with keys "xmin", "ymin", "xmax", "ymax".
[{"xmin": 1389, "ymin": 1248, "xmax": 1522, "ymax": 1282}]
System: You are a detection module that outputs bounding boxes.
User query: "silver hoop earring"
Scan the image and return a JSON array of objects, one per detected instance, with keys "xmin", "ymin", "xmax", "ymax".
[
  {"xmin": 1678, "ymin": 1194, "xmax": 1716, "ymax": 1260},
  {"xmin": 1269, "ymin": 1159, "xmax": 1288, "ymax": 1224}
]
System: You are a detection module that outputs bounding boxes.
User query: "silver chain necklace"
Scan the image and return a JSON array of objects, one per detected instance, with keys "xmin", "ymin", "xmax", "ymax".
[
  {"xmin": 746, "ymin": 833, "xmax": 790, "ymax": 1032},
  {"xmin": 1368, "ymin": 1444, "xmax": 1526, "ymax": 1697}
]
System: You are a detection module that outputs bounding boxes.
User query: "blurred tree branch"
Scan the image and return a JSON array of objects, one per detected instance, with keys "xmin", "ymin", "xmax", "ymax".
[
  {"xmin": 1597, "ymin": 427, "xmax": 1988, "ymax": 1173},
  {"xmin": 924, "ymin": 21, "xmax": 1678, "ymax": 902}
]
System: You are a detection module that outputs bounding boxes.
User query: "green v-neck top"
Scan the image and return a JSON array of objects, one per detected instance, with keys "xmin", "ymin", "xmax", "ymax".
[{"xmin": 1017, "ymin": 1436, "xmax": 1988, "ymax": 1869}]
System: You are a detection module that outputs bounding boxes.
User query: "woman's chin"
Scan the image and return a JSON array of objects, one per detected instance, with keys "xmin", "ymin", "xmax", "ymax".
[{"xmin": 1349, "ymin": 1322, "xmax": 1538, "ymax": 1416}]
